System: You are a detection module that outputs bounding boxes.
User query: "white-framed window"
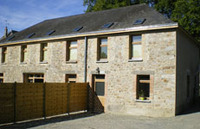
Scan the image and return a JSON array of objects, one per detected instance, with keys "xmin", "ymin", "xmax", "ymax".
[
  {"xmin": 0, "ymin": 73, "xmax": 3, "ymax": 83},
  {"xmin": 24, "ymin": 73, "xmax": 44, "ymax": 83},
  {"xmin": 130, "ymin": 35, "xmax": 142, "ymax": 60},
  {"xmin": 1, "ymin": 47, "xmax": 7, "ymax": 63},
  {"xmin": 66, "ymin": 74, "xmax": 76, "ymax": 83},
  {"xmin": 97, "ymin": 38, "xmax": 107, "ymax": 60},
  {"xmin": 40, "ymin": 43, "xmax": 48, "ymax": 62},
  {"xmin": 66, "ymin": 41, "xmax": 77, "ymax": 61},
  {"xmin": 21, "ymin": 45, "xmax": 27, "ymax": 62}
]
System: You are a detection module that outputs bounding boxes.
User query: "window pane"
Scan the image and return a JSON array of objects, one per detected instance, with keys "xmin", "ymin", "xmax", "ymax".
[
  {"xmin": 35, "ymin": 79, "xmax": 44, "ymax": 83},
  {"xmin": 2, "ymin": 48, "xmax": 6, "ymax": 63},
  {"xmin": 132, "ymin": 44, "xmax": 142, "ymax": 58},
  {"xmin": 138, "ymin": 83, "xmax": 150, "ymax": 98},
  {"xmin": 66, "ymin": 74, "xmax": 76, "ymax": 83},
  {"xmin": 0, "ymin": 79, "xmax": 3, "ymax": 83},
  {"xmin": 101, "ymin": 38, "xmax": 107, "ymax": 45},
  {"xmin": 70, "ymin": 41, "xmax": 77, "ymax": 47},
  {"xmin": 69, "ymin": 81, "xmax": 76, "ymax": 83},
  {"xmin": 100, "ymin": 46, "xmax": 107, "ymax": 58},
  {"xmin": 96, "ymin": 82, "xmax": 105, "ymax": 96},
  {"xmin": 69, "ymin": 75, "xmax": 76, "ymax": 78},
  {"xmin": 36, "ymin": 74, "xmax": 41, "ymax": 77},
  {"xmin": 96, "ymin": 75, "xmax": 105, "ymax": 79},
  {"xmin": 70, "ymin": 48, "xmax": 77, "ymax": 60},
  {"xmin": 24, "ymin": 52, "xmax": 27, "ymax": 62},
  {"xmin": 21, "ymin": 46, "xmax": 27, "ymax": 62},
  {"xmin": 137, "ymin": 75, "xmax": 150, "ymax": 99},
  {"xmin": 132, "ymin": 36, "xmax": 141, "ymax": 42},
  {"xmin": 28, "ymin": 79, "xmax": 33, "ymax": 83},
  {"xmin": 44, "ymin": 51, "xmax": 47, "ymax": 61},
  {"xmin": 25, "ymin": 74, "xmax": 44, "ymax": 83}
]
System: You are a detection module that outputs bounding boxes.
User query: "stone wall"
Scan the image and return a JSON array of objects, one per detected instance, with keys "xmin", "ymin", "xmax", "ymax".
[
  {"xmin": 176, "ymin": 29, "xmax": 200, "ymax": 114},
  {"xmin": 0, "ymin": 40, "xmax": 85, "ymax": 83},
  {"xmin": 87, "ymin": 30, "xmax": 177, "ymax": 117},
  {"xmin": 0, "ymin": 29, "xmax": 177, "ymax": 117}
]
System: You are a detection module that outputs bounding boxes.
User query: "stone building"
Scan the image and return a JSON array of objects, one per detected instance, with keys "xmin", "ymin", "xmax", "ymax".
[{"xmin": 0, "ymin": 4, "xmax": 199, "ymax": 117}]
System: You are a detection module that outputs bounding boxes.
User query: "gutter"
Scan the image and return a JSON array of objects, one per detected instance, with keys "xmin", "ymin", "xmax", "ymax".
[{"xmin": 0, "ymin": 23, "xmax": 178, "ymax": 47}]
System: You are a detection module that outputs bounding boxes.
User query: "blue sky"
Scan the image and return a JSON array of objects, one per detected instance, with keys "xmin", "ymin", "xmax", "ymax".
[{"xmin": 0, "ymin": 0, "xmax": 87, "ymax": 37}]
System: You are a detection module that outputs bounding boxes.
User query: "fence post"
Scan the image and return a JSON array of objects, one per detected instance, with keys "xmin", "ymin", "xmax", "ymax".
[
  {"xmin": 13, "ymin": 82, "xmax": 17, "ymax": 123},
  {"xmin": 67, "ymin": 83, "xmax": 70, "ymax": 115},
  {"xmin": 43, "ymin": 82, "xmax": 46, "ymax": 119}
]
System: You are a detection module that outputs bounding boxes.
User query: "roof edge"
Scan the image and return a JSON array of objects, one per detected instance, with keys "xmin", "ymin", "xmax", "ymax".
[{"xmin": 0, "ymin": 23, "xmax": 178, "ymax": 46}]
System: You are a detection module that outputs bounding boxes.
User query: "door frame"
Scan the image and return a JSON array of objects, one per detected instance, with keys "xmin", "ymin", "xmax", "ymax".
[{"xmin": 91, "ymin": 74, "xmax": 107, "ymax": 111}]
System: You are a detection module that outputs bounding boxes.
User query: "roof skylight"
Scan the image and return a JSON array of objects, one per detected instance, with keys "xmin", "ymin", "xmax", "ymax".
[
  {"xmin": 102, "ymin": 22, "xmax": 114, "ymax": 28},
  {"xmin": 7, "ymin": 35, "xmax": 15, "ymax": 41},
  {"xmin": 133, "ymin": 18, "xmax": 146, "ymax": 25},
  {"xmin": 73, "ymin": 26, "xmax": 83, "ymax": 32},
  {"xmin": 26, "ymin": 33, "xmax": 35, "ymax": 38},
  {"xmin": 46, "ymin": 30, "xmax": 55, "ymax": 35}
]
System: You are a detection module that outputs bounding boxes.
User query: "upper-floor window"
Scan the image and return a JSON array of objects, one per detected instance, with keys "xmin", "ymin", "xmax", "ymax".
[
  {"xmin": 66, "ymin": 74, "xmax": 76, "ymax": 83},
  {"xmin": 1, "ymin": 47, "xmax": 7, "ymax": 63},
  {"xmin": 24, "ymin": 73, "xmax": 44, "ymax": 83},
  {"xmin": 66, "ymin": 41, "xmax": 77, "ymax": 61},
  {"xmin": 130, "ymin": 35, "xmax": 142, "ymax": 60},
  {"xmin": 21, "ymin": 45, "xmax": 27, "ymax": 63},
  {"xmin": 40, "ymin": 43, "xmax": 48, "ymax": 62},
  {"xmin": 0, "ymin": 73, "xmax": 3, "ymax": 83},
  {"xmin": 97, "ymin": 38, "xmax": 107, "ymax": 60}
]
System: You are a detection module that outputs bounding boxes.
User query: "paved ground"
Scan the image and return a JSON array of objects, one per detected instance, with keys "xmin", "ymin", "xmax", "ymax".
[
  {"xmin": 1, "ymin": 105, "xmax": 200, "ymax": 129},
  {"xmin": 31, "ymin": 112, "xmax": 200, "ymax": 129}
]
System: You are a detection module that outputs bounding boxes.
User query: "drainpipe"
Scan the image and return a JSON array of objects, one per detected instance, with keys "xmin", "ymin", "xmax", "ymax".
[{"xmin": 84, "ymin": 36, "xmax": 88, "ymax": 82}]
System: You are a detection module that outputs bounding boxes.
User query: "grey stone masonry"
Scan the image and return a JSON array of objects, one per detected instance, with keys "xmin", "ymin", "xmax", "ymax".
[{"xmin": 0, "ymin": 28, "xmax": 199, "ymax": 117}]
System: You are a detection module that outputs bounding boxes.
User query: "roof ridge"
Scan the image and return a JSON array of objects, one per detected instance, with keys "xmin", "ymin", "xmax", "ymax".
[{"xmin": 44, "ymin": 3, "xmax": 147, "ymax": 22}]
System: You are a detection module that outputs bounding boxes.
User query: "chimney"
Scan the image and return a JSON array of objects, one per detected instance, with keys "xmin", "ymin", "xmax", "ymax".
[{"xmin": 4, "ymin": 26, "xmax": 8, "ymax": 38}]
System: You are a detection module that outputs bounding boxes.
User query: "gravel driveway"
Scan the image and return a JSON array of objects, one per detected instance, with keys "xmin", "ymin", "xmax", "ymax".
[{"xmin": 30, "ymin": 112, "xmax": 200, "ymax": 129}]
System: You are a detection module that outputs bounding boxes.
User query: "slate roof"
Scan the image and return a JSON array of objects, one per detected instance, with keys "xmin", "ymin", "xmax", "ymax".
[{"xmin": 0, "ymin": 4, "xmax": 174, "ymax": 43}]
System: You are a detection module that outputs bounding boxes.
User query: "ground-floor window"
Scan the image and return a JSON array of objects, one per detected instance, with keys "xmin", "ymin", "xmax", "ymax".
[
  {"xmin": 94, "ymin": 75, "xmax": 105, "ymax": 96},
  {"xmin": 0, "ymin": 73, "xmax": 3, "ymax": 83},
  {"xmin": 24, "ymin": 73, "xmax": 44, "ymax": 83},
  {"xmin": 136, "ymin": 75, "xmax": 151, "ymax": 100},
  {"xmin": 66, "ymin": 74, "xmax": 76, "ymax": 83}
]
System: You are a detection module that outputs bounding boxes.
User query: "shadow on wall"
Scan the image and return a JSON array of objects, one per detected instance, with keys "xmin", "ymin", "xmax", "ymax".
[
  {"xmin": 88, "ymin": 85, "xmax": 104, "ymax": 113},
  {"xmin": 178, "ymin": 97, "xmax": 200, "ymax": 116}
]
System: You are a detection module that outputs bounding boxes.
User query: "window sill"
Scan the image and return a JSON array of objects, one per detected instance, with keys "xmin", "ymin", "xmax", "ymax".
[
  {"xmin": 39, "ymin": 61, "xmax": 48, "ymax": 64},
  {"xmin": 66, "ymin": 61, "xmax": 77, "ymax": 64},
  {"xmin": 96, "ymin": 60, "xmax": 108, "ymax": 63},
  {"xmin": 20, "ymin": 62, "xmax": 27, "ymax": 65},
  {"xmin": 135, "ymin": 99, "xmax": 151, "ymax": 103},
  {"xmin": 1, "ymin": 63, "xmax": 6, "ymax": 65},
  {"xmin": 128, "ymin": 58, "xmax": 143, "ymax": 62}
]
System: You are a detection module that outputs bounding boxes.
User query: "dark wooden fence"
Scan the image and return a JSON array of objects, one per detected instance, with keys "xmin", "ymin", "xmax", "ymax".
[{"xmin": 0, "ymin": 83, "xmax": 89, "ymax": 124}]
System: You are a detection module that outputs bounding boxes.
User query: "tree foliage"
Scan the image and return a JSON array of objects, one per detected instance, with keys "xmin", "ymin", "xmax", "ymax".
[
  {"xmin": 171, "ymin": 0, "xmax": 200, "ymax": 41},
  {"xmin": 83, "ymin": 0, "xmax": 200, "ymax": 41}
]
